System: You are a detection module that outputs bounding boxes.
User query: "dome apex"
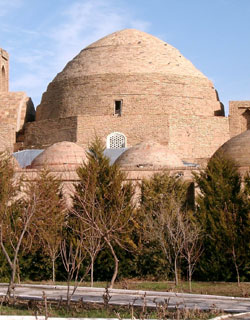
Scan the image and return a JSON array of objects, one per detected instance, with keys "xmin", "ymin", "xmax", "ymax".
[{"xmin": 57, "ymin": 28, "xmax": 206, "ymax": 79}]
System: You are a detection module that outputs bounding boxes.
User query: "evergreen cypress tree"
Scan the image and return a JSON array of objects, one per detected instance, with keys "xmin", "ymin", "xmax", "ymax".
[
  {"xmin": 194, "ymin": 153, "xmax": 249, "ymax": 282},
  {"xmin": 72, "ymin": 137, "xmax": 135, "ymax": 287}
]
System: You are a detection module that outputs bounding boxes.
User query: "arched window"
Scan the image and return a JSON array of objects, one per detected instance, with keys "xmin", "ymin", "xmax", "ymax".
[
  {"xmin": 106, "ymin": 132, "xmax": 127, "ymax": 149},
  {"xmin": 242, "ymin": 109, "xmax": 250, "ymax": 131},
  {"xmin": 1, "ymin": 66, "xmax": 6, "ymax": 92}
]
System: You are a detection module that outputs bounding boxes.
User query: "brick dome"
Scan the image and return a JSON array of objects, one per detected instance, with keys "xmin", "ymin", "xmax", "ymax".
[
  {"xmin": 214, "ymin": 130, "xmax": 250, "ymax": 167},
  {"xmin": 36, "ymin": 29, "xmax": 222, "ymax": 121},
  {"xmin": 115, "ymin": 141, "xmax": 183, "ymax": 169},
  {"xmin": 30, "ymin": 141, "xmax": 87, "ymax": 170}
]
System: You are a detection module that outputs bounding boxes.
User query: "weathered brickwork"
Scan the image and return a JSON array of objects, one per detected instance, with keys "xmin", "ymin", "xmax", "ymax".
[
  {"xmin": 0, "ymin": 48, "xmax": 34, "ymax": 152},
  {"xmin": 76, "ymin": 114, "xmax": 170, "ymax": 148},
  {"xmin": 0, "ymin": 123, "xmax": 15, "ymax": 151},
  {"xmin": 0, "ymin": 92, "xmax": 35, "ymax": 151},
  {"xmin": 24, "ymin": 117, "xmax": 78, "ymax": 148},
  {"xmin": 0, "ymin": 48, "xmax": 9, "ymax": 92},
  {"xmin": 36, "ymin": 74, "xmax": 222, "ymax": 120},
  {"xmin": 168, "ymin": 115, "xmax": 230, "ymax": 161},
  {"xmin": 0, "ymin": 92, "xmax": 34, "ymax": 130},
  {"xmin": 229, "ymin": 101, "xmax": 250, "ymax": 137}
]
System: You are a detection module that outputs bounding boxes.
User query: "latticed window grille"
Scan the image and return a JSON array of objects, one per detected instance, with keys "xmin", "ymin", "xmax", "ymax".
[{"xmin": 107, "ymin": 132, "xmax": 126, "ymax": 149}]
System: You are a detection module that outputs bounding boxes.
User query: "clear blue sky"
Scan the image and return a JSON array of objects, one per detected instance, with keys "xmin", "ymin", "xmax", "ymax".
[{"xmin": 1, "ymin": 0, "xmax": 249, "ymax": 114}]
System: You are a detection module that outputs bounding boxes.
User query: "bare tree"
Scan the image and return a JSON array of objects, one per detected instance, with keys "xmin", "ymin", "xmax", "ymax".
[
  {"xmin": 0, "ymin": 192, "xmax": 39, "ymax": 300},
  {"xmin": 140, "ymin": 172, "xmax": 189, "ymax": 285},
  {"xmin": 181, "ymin": 214, "xmax": 203, "ymax": 292},
  {"xmin": 71, "ymin": 172, "xmax": 103, "ymax": 287},
  {"xmin": 60, "ymin": 232, "xmax": 91, "ymax": 308},
  {"xmin": 72, "ymin": 184, "xmax": 135, "ymax": 288},
  {"xmin": 28, "ymin": 169, "xmax": 67, "ymax": 283},
  {"xmin": 146, "ymin": 201, "xmax": 185, "ymax": 286}
]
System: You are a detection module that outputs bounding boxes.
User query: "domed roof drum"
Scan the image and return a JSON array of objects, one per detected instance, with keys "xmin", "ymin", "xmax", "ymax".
[
  {"xmin": 30, "ymin": 141, "xmax": 87, "ymax": 170},
  {"xmin": 115, "ymin": 141, "xmax": 183, "ymax": 169},
  {"xmin": 214, "ymin": 130, "xmax": 250, "ymax": 167},
  {"xmin": 36, "ymin": 29, "xmax": 223, "ymax": 121}
]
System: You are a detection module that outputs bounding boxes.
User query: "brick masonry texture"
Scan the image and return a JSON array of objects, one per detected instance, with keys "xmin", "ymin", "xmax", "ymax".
[
  {"xmin": 36, "ymin": 29, "xmax": 223, "ymax": 121},
  {"xmin": 229, "ymin": 101, "xmax": 250, "ymax": 137},
  {"xmin": 24, "ymin": 117, "xmax": 78, "ymax": 148},
  {"xmin": 0, "ymin": 48, "xmax": 35, "ymax": 152},
  {"xmin": 0, "ymin": 48, "xmax": 9, "ymax": 92}
]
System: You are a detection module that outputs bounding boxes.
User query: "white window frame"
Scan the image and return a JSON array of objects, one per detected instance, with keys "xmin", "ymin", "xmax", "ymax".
[{"xmin": 106, "ymin": 132, "xmax": 127, "ymax": 149}]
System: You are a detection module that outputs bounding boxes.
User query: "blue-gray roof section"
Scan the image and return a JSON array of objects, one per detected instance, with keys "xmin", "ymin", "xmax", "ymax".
[{"xmin": 13, "ymin": 149, "xmax": 44, "ymax": 168}]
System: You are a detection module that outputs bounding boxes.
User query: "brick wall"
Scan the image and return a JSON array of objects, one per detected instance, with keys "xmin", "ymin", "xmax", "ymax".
[
  {"xmin": 168, "ymin": 115, "xmax": 230, "ymax": 160},
  {"xmin": 36, "ymin": 73, "xmax": 222, "ymax": 121},
  {"xmin": 76, "ymin": 114, "xmax": 170, "ymax": 148},
  {"xmin": 0, "ymin": 48, "xmax": 9, "ymax": 92},
  {"xmin": 0, "ymin": 123, "xmax": 15, "ymax": 151},
  {"xmin": 0, "ymin": 92, "xmax": 35, "ymax": 130},
  {"xmin": 24, "ymin": 117, "xmax": 78, "ymax": 148},
  {"xmin": 229, "ymin": 101, "xmax": 250, "ymax": 137}
]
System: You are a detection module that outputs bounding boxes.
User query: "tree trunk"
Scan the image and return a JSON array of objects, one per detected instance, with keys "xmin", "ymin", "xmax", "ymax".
[
  {"xmin": 6, "ymin": 263, "xmax": 16, "ymax": 301},
  {"xmin": 91, "ymin": 256, "xmax": 94, "ymax": 287},
  {"xmin": 66, "ymin": 278, "xmax": 71, "ymax": 309},
  {"xmin": 232, "ymin": 246, "xmax": 240, "ymax": 287},
  {"xmin": 188, "ymin": 262, "xmax": 192, "ymax": 292},
  {"xmin": 52, "ymin": 258, "xmax": 55, "ymax": 283},
  {"xmin": 174, "ymin": 257, "xmax": 179, "ymax": 286},
  {"xmin": 105, "ymin": 238, "xmax": 119, "ymax": 289}
]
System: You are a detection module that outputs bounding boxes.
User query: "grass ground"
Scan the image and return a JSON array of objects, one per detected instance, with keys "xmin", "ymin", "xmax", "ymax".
[{"xmin": 0, "ymin": 300, "xmax": 222, "ymax": 319}]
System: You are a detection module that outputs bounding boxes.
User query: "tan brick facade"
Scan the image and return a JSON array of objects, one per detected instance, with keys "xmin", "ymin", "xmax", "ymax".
[
  {"xmin": 229, "ymin": 101, "xmax": 250, "ymax": 138},
  {"xmin": 0, "ymin": 48, "xmax": 35, "ymax": 152},
  {"xmin": 0, "ymin": 48, "xmax": 9, "ymax": 92}
]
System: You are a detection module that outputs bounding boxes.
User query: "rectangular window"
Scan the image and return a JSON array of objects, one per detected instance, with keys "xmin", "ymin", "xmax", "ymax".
[{"xmin": 114, "ymin": 100, "xmax": 122, "ymax": 116}]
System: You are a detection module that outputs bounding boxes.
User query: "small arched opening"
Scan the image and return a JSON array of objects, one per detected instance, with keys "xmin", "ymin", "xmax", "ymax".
[
  {"xmin": 1, "ymin": 66, "xmax": 7, "ymax": 92},
  {"xmin": 241, "ymin": 109, "xmax": 250, "ymax": 131},
  {"xmin": 106, "ymin": 132, "xmax": 127, "ymax": 149}
]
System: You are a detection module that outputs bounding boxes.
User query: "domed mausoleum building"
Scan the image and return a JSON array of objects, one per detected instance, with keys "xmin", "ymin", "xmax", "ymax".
[
  {"xmin": 20, "ymin": 28, "xmax": 243, "ymax": 164},
  {"xmin": 1, "ymin": 29, "xmax": 249, "ymax": 180}
]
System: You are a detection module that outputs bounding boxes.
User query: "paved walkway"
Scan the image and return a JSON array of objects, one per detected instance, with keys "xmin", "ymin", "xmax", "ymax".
[{"xmin": 0, "ymin": 284, "xmax": 249, "ymax": 314}]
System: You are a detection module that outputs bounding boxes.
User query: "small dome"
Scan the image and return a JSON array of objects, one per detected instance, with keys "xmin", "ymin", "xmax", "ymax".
[
  {"xmin": 214, "ymin": 130, "xmax": 250, "ymax": 167},
  {"xmin": 30, "ymin": 141, "xmax": 87, "ymax": 170},
  {"xmin": 115, "ymin": 141, "xmax": 183, "ymax": 168}
]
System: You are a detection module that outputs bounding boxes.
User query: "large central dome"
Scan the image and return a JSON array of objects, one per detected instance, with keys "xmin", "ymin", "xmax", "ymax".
[{"xmin": 36, "ymin": 29, "xmax": 222, "ymax": 121}]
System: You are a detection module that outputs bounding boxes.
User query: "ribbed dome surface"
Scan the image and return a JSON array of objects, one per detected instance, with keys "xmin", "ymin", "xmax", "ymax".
[
  {"xmin": 30, "ymin": 141, "xmax": 87, "ymax": 170},
  {"xmin": 36, "ymin": 29, "xmax": 220, "ymax": 121},
  {"xmin": 214, "ymin": 130, "xmax": 250, "ymax": 167},
  {"xmin": 115, "ymin": 141, "xmax": 183, "ymax": 168}
]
